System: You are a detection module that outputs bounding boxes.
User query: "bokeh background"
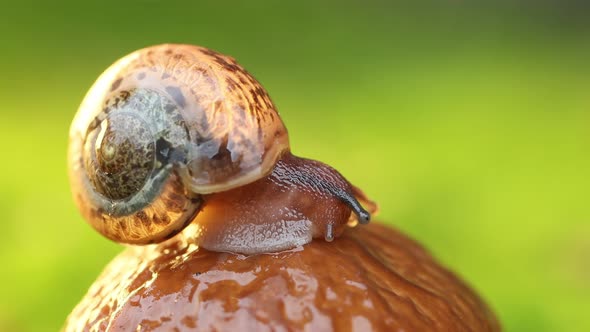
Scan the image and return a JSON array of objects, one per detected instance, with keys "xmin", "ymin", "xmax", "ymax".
[{"xmin": 1, "ymin": 0, "xmax": 589, "ymax": 331}]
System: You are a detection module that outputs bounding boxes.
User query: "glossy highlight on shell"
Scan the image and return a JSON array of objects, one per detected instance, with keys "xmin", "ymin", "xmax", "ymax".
[{"xmin": 68, "ymin": 44, "xmax": 376, "ymax": 252}]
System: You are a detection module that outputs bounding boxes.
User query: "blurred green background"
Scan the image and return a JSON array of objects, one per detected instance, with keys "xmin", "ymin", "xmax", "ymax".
[{"xmin": 1, "ymin": 0, "xmax": 589, "ymax": 331}]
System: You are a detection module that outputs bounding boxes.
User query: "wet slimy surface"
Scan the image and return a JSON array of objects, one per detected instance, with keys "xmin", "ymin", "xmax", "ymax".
[{"xmin": 64, "ymin": 223, "xmax": 500, "ymax": 332}]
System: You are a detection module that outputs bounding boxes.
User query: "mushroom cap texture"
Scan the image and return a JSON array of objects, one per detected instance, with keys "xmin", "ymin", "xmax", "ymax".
[{"xmin": 63, "ymin": 223, "xmax": 500, "ymax": 332}]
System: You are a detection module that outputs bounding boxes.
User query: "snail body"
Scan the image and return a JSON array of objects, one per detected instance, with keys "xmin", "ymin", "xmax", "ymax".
[{"xmin": 68, "ymin": 44, "xmax": 375, "ymax": 253}]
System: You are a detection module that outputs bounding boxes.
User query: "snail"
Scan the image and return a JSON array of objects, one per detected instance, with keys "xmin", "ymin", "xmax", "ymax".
[{"xmin": 68, "ymin": 44, "xmax": 377, "ymax": 254}]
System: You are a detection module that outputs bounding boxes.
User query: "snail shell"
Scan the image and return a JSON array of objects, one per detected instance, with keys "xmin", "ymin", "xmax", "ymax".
[{"xmin": 69, "ymin": 44, "xmax": 375, "ymax": 252}]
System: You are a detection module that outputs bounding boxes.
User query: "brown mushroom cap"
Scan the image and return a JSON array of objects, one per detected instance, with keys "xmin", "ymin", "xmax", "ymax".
[{"xmin": 63, "ymin": 223, "xmax": 500, "ymax": 331}]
